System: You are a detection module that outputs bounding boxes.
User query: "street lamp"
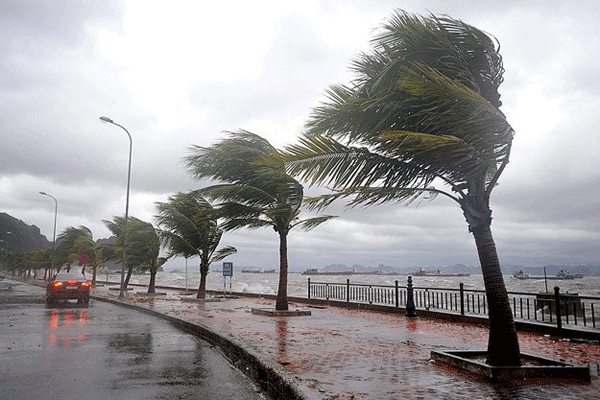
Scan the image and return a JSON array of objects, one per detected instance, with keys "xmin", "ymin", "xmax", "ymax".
[
  {"xmin": 39, "ymin": 192, "xmax": 58, "ymax": 278},
  {"xmin": 100, "ymin": 116, "xmax": 132, "ymax": 299}
]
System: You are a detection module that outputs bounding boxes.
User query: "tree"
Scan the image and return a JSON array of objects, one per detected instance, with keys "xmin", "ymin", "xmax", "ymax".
[
  {"xmin": 125, "ymin": 218, "xmax": 163, "ymax": 294},
  {"xmin": 29, "ymin": 248, "xmax": 52, "ymax": 278},
  {"xmin": 55, "ymin": 226, "xmax": 96, "ymax": 274},
  {"xmin": 281, "ymin": 11, "xmax": 519, "ymax": 366},
  {"xmin": 155, "ymin": 192, "xmax": 237, "ymax": 299},
  {"xmin": 94, "ymin": 243, "xmax": 116, "ymax": 285},
  {"xmin": 104, "ymin": 216, "xmax": 163, "ymax": 293},
  {"xmin": 185, "ymin": 130, "xmax": 336, "ymax": 310},
  {"xmin": 103, "ymin": 216, "xmax": 133, "ymax": 287},
  {"xmin": 6, "ymin": 252, "xmax": 28, "ymax": 277}
]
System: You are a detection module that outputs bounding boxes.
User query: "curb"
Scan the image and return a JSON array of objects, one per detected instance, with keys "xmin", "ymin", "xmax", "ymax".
[{"xmin": 92, "ymin": 294, "xmax": 323, "ymax": 400}]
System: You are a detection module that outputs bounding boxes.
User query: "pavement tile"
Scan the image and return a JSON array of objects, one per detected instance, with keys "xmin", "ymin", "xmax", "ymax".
[{"xmin": 92, "ymin": 285, "xmax": 600, "ymax": 400}]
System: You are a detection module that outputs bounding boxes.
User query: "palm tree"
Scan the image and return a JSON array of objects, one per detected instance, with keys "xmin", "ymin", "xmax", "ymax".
[
  {"xmin": 104, "ymin": 216, "xmax": 133, "ymax": 287},
  {"xmin": 155, "ymin": 191, "xmax": 237, "ymax": 299},
  {"xmin": 104, "ymin": 216, "xmax": 162, "ymax": 292},
  {"xmin": 281, "ymin": 11, "xmax": 519, "ymax": 366},
  {"xmin": 29, "ymin": 248, "xmax": 51, "ymax": 278},
  {"xmin": 125, "ymin": 218, "xmax": 163, "ymax": 294},
  {"xmin": 55, "ymin": 226, "xmax": 95, "ymax": 274},
  {"xmin": 185, "ymin": 130, "xmax": 336, "ymax": 310},
  {"xmin": 95, "ymin": 243, "xmax": 117, "ymax": 285}
]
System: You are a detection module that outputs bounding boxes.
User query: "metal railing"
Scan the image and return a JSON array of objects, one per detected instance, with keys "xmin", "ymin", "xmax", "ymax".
[{"xmin": 307, "ymin": 278, "xmax": 599, "ymax": 330}]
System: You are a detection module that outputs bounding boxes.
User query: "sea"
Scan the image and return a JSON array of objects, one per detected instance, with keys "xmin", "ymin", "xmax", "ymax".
[{"xmin": 111, "ymin": 269, "xmax": 600, "ymax": 298}]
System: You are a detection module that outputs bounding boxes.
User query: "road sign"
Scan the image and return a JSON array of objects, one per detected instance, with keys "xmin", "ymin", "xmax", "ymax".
[
  {"xmin": 222, "ymin": 262, "xmax": 233, "ymax": 277},
  {"xmin": 79, "ymin": 254, "xmax": 90, "ymax": 265}
]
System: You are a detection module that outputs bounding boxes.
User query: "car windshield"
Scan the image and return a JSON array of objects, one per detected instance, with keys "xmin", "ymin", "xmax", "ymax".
[{"xmin": 54, "ymin": 273, "xmax": 87, "ymax": 281}]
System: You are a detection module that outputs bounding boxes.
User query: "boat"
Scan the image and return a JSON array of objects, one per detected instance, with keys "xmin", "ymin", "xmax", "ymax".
[
  {"xmin": 557, "ymin": 270, "xmax": 577, "ymax": 279},
  {"xmin": 301, "ymin": 268, "xmax": 353, "ymax": 276},
  {"xmin": 353, "ymin": 269, "xmax": 400, "ymax": 276},
  {"xmin": 241, "ymin": 268, "xmax": 276, "ymax": 273},
  {"xmin": 412, "ymin": 268, "xmax": 470, "ymax": 277},
  {"xmin": 512, "ymin": 270, "xmax": 531, "ymax": 279},
  {"xmin": 512, "ymin": 270, "xmax": 575, "ymax": 280}
]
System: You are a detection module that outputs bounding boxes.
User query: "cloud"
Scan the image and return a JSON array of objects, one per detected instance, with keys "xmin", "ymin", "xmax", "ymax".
[{"xmin": 1, "ymin": 1, "xmax": 599, "ymax": 271}]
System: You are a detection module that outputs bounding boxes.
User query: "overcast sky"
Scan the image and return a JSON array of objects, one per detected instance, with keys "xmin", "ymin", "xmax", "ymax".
[{"xmin": 1, "ymin": 0, "xmax": 599, "ymax": 271}]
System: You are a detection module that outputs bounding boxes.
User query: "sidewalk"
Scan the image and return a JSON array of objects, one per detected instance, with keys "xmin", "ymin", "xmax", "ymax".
[{"xmin": 93, "ymin": 284, "xmax": 599, "ymax": 400}]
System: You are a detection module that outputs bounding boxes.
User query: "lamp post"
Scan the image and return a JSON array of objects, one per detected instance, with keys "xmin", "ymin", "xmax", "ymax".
[
  {"xmin": 100, "ymin": 116, "xmax": 132, "ymax": 299},
  {"xmin": 39, "ymin": 192, "xmax": 58, "ymax": 279}
]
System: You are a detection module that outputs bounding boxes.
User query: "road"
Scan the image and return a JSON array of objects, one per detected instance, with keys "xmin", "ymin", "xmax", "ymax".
[{"xmin": 0, "ymin": 279, "xmax": 271, "ymax": 400}]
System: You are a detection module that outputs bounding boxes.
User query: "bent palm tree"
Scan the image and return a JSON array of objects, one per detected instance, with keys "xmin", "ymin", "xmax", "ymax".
[
  {"xmin": 103, "ymin": 216, "xmax": 133, "ymax": 287},
  {"xmin": 282, "ymin": 11, "xmax": 519, "ymax": 366},
  {"xmin": 155, "ymin": 192, "xmax": 237, "ymax": 299},
  {"xmin": 185, "ymin": 130, "xmax": 336, "ymax": 310},
  {"xmin": 56, "ymin": 226, "xmax": 95, "ymax": 274},
  {"xmin": 125, "ymin": 218, "xmax": 163, "ymax": 294},
  {"xmin": 104, "ymin": 216, "xmax": 163, "ymax": 293}
]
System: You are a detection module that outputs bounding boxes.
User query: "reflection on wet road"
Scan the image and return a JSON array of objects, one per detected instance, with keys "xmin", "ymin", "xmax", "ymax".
[{"xmin": 0, "ymin": 284, "xmax": 269, "ymax": 400}]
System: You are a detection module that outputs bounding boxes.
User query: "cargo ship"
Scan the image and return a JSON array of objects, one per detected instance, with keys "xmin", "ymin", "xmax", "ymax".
[
  {"xmin": 512, "ymin": 270, "xmax": 576, "ymax": 280},
  {"xmin": 412, "ymin": 268, "xmax": 470, "ymax": 277},
  {"xmin": 301, "ymin": 268, "xmax": 353, "ymax": 276},
  {"xmin": 242, "ymin": 268, "xmax": 276, "ymax": 273}
]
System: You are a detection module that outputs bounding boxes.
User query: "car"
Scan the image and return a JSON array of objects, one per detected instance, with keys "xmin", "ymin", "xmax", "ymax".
[{"xmin": 46, "ymin": 272, "xmax": 91, "ymax": 305}]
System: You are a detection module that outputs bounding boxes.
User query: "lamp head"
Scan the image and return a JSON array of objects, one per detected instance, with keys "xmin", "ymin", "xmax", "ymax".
[
  {"xmin": 99, "ymin": 116, "xmax": 113, "ymax": 123},
  {"xmin": 39, "ymin": 191, "xmax": 47, "ymax": 196}
]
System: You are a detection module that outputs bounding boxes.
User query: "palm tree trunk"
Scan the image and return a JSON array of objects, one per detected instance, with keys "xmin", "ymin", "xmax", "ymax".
[
  {"xmin": 471, "ymin": 222, "xmax": 521, "ymax": 366},
  {"xmin": 148, "ymin": 269, "xmax": 156, "ymax": 294},
  {"xmin": 92, "ymin": 265, "xmax": 97, "ymax": 286},
  {"xmin": 124, "ymin": 266, "xmax": 133, "ymax": 288},
  {"xmin": 275, "ymin": 232, "xmax": 289, "ymax": 311},
  {"xmin": 197, "ymin": 260, "xmax": 208, "ymax": 299}
]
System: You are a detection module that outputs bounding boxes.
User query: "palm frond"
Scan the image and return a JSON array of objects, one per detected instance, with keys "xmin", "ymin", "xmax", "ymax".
[
  {"xmin": 219, "ymin": 217, "xmax": 273, "ymax": 231},
  {"xmin": 289, "ymin": 10, "xmax": 513, "ymax": 211},
  {"xmin": 305, "ymin": 185, "xmax": 454, "ymax": 211},
  {"xmin": 283, "ymin": 134, "xmax": 436, "ymax": 192},
  {"xmin": 292, "ymin": 215, "xmax": 337, "ymax": 231},
  {"xmin": 154, "ymin": 191, "xmax": 226, "ymax": 260},
  {"xmin": 209, "ymin": 246, "xmax": 238, "ymax": 263}
]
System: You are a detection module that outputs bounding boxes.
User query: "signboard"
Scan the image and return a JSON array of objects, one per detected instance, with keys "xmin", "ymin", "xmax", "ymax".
[
  {"xmin": 79, "ymin": 254, "xmax": 90, "ymax": 265},
  {"xmin": 222, "ymin": 262, "xmax": 233, "ymax": 277}
]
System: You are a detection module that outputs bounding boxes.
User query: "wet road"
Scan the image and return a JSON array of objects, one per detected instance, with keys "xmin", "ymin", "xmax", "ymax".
[{"xmin": 0, "ymin": 280, "xmax": 270, "ymax": 400}]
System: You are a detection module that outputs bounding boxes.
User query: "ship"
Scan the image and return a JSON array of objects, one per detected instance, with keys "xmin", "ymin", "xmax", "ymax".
[
  {"xmin": 353, "ymin": 269, "xmax": 399, "ymax": 276},
  {"xmin": 512, "ymin": 270, "xmax": 576, "ymax": 280},
  {"xmin": 241, "ymin": 267, "xmax": 276, "ymax": 273},
  {"xmin": 301, "ymin": 268, "xmax": 353, "ymax": 276},
  {"xmin": 412, "ymin": 268, "xmax": 470, "ymax": 277}
]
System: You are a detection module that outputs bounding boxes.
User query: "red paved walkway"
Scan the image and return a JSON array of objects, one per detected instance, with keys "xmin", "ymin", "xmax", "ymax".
[{"xmin": 94, "ymin": 285, "xmax": 599, "ymax": 400}]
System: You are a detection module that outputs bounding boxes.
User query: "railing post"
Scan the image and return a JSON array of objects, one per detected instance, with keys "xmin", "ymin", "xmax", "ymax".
[
  {"xmin": 554, "ymin": 286, "xmax": 562, "ymax": 330},
  {"xmin": 346, "ymin": 278, "xmax": 350, "ymax": 303},
  {"xmin": 326, "ymin": 283, "xmax": 330, "ymax": 301},
  {"xmin": 395, "ymin": 280, "xmax": 399, "ymax": 308},
  {"xmin": 406, "ymin": 276, "xmax": 416, "ymax": 317},
  {"xmin": 307, "ymin": 278, "xmax": 311, "ymax": 299},
  {"xmin": 459, "ymin": 282, "xmax": 465, "ymax": 316}
]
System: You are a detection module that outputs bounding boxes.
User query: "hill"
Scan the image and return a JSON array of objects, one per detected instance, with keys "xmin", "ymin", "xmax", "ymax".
[{"xmin": 0, "ymin": 212, "xmax": 50, "ymax": 252}]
